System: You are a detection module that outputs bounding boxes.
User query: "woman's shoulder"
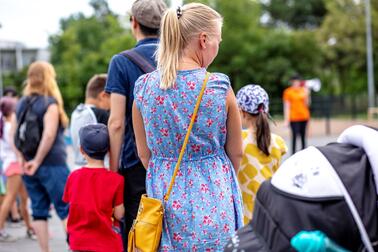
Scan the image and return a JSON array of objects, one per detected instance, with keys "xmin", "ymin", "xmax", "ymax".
[
  {"xmin": 207, "ymin": 72, "xmax": 231, "ymax": 91},
  {"xmin": 209, "ymin": 72, "xmax": 230, "ymax": 83},
  {"xmin": 134, "ymin": 70, "xmax": 159, "ymax": 94}
]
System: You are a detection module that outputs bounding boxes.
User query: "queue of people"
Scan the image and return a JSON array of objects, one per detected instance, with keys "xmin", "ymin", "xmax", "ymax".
[{"xmin": 0, "ymin": 0, "xmax": 338, "ymax": 251}]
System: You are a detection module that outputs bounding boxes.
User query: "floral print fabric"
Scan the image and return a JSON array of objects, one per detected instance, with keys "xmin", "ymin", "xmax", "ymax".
[{"xmin": 134, "ymin": 68, "xmax": 243, "ymax": 251}]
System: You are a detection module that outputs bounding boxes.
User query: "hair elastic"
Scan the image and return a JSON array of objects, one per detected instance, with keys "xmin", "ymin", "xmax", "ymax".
[
  {"xmin": 176, "ymin": 6, "xmax": 183, "ymax": 19},
  {"xmin": 258, "ymin": 104, "xmax": 265, "ymax": 113}
]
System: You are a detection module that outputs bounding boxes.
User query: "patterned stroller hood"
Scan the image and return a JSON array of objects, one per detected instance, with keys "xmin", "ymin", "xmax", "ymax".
[{"xmin": 225, "ymin": 125, "xmax": 378, "ymax": 252}]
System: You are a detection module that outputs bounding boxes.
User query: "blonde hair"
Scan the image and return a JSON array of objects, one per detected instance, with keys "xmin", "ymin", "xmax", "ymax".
[
  {"xmin": 157, "ymin": 3, "xmax": 222, "ymax": 89},
  {"xmin": 23, "ymin": 61, "xmax": 69, "ymax": 128}
]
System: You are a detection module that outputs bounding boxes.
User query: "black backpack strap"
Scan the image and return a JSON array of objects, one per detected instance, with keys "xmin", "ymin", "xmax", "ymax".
[
  {"xmin": 121, "ymin": 49, "xmax": 155, "ymax": 74},
  {"xmin": 18, "ymin": 96, "xmax": 39, "ymax": 125}
]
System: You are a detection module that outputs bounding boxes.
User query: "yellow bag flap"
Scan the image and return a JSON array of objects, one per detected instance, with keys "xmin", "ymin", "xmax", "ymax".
[{"xmin": 136, "ymin": 194, "xmax": 163, "ymax": 225}]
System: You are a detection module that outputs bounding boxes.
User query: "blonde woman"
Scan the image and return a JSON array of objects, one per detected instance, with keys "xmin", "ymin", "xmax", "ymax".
[
  {"xmin": 15, "ymin": 61, "xmax": 69, "ymax": 252},
  {"xmin": 133, "ymin": 3, "xmax": 243, "ymax": 250}
]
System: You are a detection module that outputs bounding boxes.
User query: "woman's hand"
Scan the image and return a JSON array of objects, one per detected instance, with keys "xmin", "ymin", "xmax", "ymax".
[{"xmin": 24, "ymin": 159, "xmax": 41, "ymax": 176}]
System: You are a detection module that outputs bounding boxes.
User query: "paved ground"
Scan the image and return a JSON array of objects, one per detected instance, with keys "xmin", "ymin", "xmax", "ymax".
[{"xmin": 1, "ymin": 118, "xmax": 377, "ymax": 251}]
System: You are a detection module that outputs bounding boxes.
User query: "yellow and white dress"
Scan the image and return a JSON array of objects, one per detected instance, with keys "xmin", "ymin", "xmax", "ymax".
[{"xmin": 237, "ymin": 129, "xmax": 287, "ymax": 224}]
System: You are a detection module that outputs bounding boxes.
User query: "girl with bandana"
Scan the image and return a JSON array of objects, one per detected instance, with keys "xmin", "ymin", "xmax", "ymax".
[{"xmin": 236, "ymin": 84, "xmax": 288, "ymax": 224}]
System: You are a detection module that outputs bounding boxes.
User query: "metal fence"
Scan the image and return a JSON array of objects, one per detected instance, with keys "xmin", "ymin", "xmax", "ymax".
[{"xmin": 269, "ymin": 94, "xmax": 371, "ymax": 119}]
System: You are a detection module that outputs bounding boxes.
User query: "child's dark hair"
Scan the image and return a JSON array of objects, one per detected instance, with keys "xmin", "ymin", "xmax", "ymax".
[
  {"xmin": 85, "ymin": 74, "xmax": 107, "ymax": 99},
  {"xmin": 255, "ymin": 104, "xmax": 271, "ymax": 156},
  {"xmin": 0, "ymin": 97, "xmax": 16, "ymax": 139},
  {"xmin": 3, "ymin": 86, "xmax": 18, "ymax": 97}
]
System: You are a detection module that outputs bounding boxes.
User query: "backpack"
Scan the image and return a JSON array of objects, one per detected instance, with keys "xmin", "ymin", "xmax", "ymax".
[
  {"xmin": 70, "ymin": 104, "xmax": 97, "ymax": 166},
  {"xmin": 14, "ymin": 96, "xmax": 42, "ymax": 158}
]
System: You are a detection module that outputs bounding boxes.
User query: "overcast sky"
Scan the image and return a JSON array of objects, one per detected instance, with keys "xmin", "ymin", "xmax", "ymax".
[{"xmin": 0, "ymin": 0, "xmax": 182, "ymax": 48}]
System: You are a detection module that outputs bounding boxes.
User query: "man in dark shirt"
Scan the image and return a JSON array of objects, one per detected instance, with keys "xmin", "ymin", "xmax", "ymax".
[{"xmin": 105, "ymin": 0, "xmax": 166, "ymax": 248}]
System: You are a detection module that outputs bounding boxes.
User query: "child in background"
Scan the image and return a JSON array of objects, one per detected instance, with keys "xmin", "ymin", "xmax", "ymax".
[
  {"xmin": 236, "ymin": 84, "xmax": 287, "ymax": 224},
  {"xmin": 70, "ymin": 74, "xmax": 110, "ymax": 169},
  {"xmin": 63, "ymin": 124, "xmax": 124, "ymax": 252},
  {"xmin": 0, "ymin": 97, "xmax": 35, "ymax": 241}
]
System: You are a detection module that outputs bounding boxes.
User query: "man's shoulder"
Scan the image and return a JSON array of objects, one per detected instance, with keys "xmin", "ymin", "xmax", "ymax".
[{"xmin": 110, "ymin": 53, "xmax": 135, "ymax": 67}]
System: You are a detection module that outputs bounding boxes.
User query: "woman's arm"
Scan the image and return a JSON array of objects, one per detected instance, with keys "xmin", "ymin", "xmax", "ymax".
[
  {"xmin": 225, "ymin": 89, "xmax": 243, "ymax": 172},
  {"xmin": 24, "ymin": 104, "xmax": 59, "ymax": 175},
  {"xmin": 132, "ymin": 102, "xmax": 151, "ymax": 169}
]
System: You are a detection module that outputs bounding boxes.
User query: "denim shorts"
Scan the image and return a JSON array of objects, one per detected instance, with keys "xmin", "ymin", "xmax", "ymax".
[{"xmin": 23, "ymin": 164, "xmax": 70, "ymax": 220}]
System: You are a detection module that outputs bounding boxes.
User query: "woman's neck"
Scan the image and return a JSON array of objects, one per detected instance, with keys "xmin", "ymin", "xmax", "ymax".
[
  {"xmin": 178, "ymin": 47, "xmax": 203, "ymax": 70},
  {"xmin": 178, "ymin": 57, "xmax": 202, "ymax": 71}
]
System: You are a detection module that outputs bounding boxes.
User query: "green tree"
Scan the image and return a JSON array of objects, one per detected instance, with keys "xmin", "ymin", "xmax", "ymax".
[
  {"xmin": 317, "ymin": 0, "xmax": 378, "ymax": 94},
  {"xmin": 49, "ymin": 0, "xmax": 135, "ymax": 112},
  {"xmin": 262, "ymin": 0, "xmax": 327, "ymax": 29},
  {"xmin": 184, "ymin": 0, "xmax": 323, "ymax": 100}
]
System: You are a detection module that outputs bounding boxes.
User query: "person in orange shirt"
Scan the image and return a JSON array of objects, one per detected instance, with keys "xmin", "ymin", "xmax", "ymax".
[{"xmin": 283, "ymin": 75, "xmax": 310, "ymax": 154}]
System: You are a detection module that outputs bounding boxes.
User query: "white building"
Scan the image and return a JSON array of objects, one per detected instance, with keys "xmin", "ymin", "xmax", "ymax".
[{"xmin": 0, "ymin": 40, "xmax": 50, "ymax": 74}]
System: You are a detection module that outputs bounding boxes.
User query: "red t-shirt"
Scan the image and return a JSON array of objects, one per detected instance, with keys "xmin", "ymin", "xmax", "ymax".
[{"xmin": 63, "ymin": 168, "xmax": 124, "ymax": 252}]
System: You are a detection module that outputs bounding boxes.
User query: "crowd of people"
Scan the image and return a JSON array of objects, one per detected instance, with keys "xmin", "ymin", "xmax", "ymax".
[{"xmin": 0, "ymin": 1, "xmax": 335, "ymax": 252}]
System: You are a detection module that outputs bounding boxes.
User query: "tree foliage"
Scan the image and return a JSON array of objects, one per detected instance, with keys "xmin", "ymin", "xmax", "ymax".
[
  {"xmin": 48, "ymin": 0, "xmax": 135, "ymax": 112},
  {"xmin": 262, "ymin": 0, "xmax": 327, "ymax": 29},
  {"xmin": 3, "ymin": 0, "xmax": 377, "ymax": 111}
]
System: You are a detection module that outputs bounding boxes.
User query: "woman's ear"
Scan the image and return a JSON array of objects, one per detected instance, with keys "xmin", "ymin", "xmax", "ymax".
[{"xmin": 199, "ymin": 32, "xmax": 207, "ymax": 49}]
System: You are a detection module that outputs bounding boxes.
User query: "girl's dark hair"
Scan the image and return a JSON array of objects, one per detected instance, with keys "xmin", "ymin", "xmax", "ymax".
[
  {"xmin": 0, "ymin": 97, "xmax": 16, "ymax": 139},
  {"xmin": 255, "ymin": 104, "xmax": 271, "ymax": 156}
]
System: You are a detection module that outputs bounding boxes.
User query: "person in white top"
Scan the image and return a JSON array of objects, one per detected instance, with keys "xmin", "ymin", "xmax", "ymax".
[{"xmin": 0, "ymin": 97, "xmax": 35, "ymax": 242}]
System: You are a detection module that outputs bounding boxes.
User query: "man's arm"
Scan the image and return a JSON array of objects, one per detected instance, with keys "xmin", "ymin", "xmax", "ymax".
[
  {"xmin": 132, "ymin": 101, "xmax": 150, "ymax": 169},
  {"xmin": 108, "ymin": 93, "xmax": 126, "ymax": 172},
  {"xmin": 283, "ymin": 101, "xmax": 290, "ymax": 127}
]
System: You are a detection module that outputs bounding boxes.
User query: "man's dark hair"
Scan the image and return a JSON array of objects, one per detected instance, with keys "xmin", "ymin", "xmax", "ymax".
[
  {"xmin": 3, "ymin": 86, "xmax": 18, "ymax": 97},
  {"xmin": 139, "ymin": 22, "xmax": 159, "ymax": 37},
  {"xmin": 85, "ymin": 74, "xmax": 107, "ymax": 99}
]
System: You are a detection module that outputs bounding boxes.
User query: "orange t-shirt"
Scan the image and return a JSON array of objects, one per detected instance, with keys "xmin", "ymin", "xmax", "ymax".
[{"xmin": 283, "ymin": 86, "xmax": 310, "ymax": 121}]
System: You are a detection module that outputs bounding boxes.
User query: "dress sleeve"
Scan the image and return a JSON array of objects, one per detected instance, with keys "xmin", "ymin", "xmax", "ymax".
[
  {"xmin": 133, "ymin": 73, "xmax": 151, "ymax": 111},
  {"xmin": 209, "ymin": 72, "xmax": 231, "ymax": 92}
]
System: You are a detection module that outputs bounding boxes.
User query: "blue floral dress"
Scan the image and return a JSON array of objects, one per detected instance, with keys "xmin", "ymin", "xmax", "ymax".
[{"xmin": 134, "ymin": 68, "xmax": 243, "ymax": 251}]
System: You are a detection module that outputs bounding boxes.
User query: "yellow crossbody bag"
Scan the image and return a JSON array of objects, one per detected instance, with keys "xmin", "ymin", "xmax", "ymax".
[{"xmin": 127, "ymin": 72, "xmax": 211, "ymax": 252}]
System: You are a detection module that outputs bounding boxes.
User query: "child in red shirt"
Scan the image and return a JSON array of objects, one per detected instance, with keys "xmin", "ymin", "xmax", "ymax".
[{"xmin": 63, "ymin": 123, "xmax": 124, "ymax": 252}]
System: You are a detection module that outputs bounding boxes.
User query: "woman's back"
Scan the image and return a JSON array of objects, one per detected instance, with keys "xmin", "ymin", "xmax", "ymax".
[
  {"xmin": 16, "ymin": 95, "xmax": 66, "ymax": 165},
  {"xmin": 134, "ymin": 68, "xmax": 243, "ymax": 250},
  {"xmin": 135, "ymin": 68, "xmax": 229, "ymax": 160}
]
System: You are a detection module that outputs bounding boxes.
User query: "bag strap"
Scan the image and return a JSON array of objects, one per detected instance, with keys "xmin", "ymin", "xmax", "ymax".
[
  {"xmin": 17, "ymin": 95, "xmax": 38, "ymax": 126},
  {"xmin": 121, "ymin": 49, "xmax": 155, "ymax": 74},
  {"xmin": 164, "ymin": 72, "xmax": 211, "ymax": 202}
]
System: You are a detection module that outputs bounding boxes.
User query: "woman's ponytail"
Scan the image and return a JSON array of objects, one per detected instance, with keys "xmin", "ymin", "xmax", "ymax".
[{"xmin": 157, "ymin": 8, "xmax": 182, "ymax": 89}]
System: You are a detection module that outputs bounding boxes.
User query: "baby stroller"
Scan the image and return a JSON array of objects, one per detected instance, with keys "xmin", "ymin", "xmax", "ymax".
[{"xmin": 225, "ymin": 125, "xmax": 378, "ymax": 252}]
